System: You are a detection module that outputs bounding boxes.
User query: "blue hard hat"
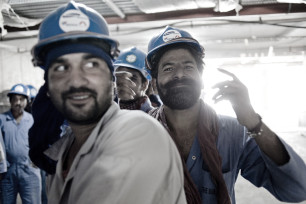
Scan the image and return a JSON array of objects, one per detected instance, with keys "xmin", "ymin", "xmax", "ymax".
[
  {"xmin": 114, "ymin": 47, "xmax": 151, "ymax": 81},
  {"xmin": 146, "ymin": 26, "xmax": 204, "ymax": 70},
  {"xmin": 31, "ymin": 1, "xmax": 119, "ymax": 68},
  {"xmin": 7, "ymin": 84, "xmax": 30, "ymax": 99},
  {"xmin": 27, "ymin": 85, "xmax": 38, "ymax": 99}
]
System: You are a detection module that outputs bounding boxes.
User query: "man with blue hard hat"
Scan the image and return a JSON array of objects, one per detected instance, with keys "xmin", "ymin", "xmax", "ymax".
[
  {"xmin": 114, "ymin": 47, "xmax": 154, "ymax": 112},
  {"xmin": 146, "ymin": 26, "xmax": 306, "ymax": 204},
  {"xmin": 25, "ymin": 84, "xmax": 38, "ymax": 113},
  {"xmin": 29, "ymin": 1, "xmax": 186, "ymax": 204},
  {"xmin": 0, "ymin": 83, "xmax": 41, "ymax": 204}
]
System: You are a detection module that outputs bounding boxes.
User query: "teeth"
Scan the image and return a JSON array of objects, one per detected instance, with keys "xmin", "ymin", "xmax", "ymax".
[{"xmin": 72, "ymin": 95, "xmax": 89, "ymax": 100}]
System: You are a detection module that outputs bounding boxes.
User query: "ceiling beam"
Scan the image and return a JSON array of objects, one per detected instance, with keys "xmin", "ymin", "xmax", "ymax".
[
  {"xmin": 2, "ymin": 3, "xmax": 305, "ymax": 34},
  {"xmin": 105, "ymin": 3, "xmax": 306, "ymax": 24}
]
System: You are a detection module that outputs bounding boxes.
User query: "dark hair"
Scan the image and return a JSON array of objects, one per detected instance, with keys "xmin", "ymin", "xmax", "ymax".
[{"xmin": 149, "ymin": 43, "xmax": 204, "ymax": 78}]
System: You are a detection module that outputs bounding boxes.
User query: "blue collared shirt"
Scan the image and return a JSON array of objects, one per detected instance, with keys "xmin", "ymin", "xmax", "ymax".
[
  {"xmin": 0, "ymin": 110, "xmax": 34, "ymax": 166},
  {"xmin": 187, "ymin": 115, "xmax": 306, "ymax": 204}
]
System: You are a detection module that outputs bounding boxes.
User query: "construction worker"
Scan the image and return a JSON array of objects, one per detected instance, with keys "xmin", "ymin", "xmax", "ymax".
[
  {"xmin": 146, "ymin": 26, "xmax": 306, "ymax": 204},
  {"xmin": 0, "ymin": 83, "xmax": 41, "ymax": 204},
  {"xmin": 25, "ymin": 84, "xmax": 38, "ymax": 113},
  {"xmin": 29, "ymin": 2, "xmax": 186, "ymax": 204},
  {"xmin": 114, "ymin": 47, "xmax": 153, "ymax": 112}
]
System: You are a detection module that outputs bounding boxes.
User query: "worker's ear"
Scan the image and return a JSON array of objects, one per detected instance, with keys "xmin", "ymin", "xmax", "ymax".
[{"xmin": 46, "ymin": 92, "xmax": 50, "ymax": 97}]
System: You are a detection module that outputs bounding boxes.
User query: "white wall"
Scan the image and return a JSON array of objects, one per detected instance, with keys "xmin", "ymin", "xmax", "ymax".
[{"xmin": 0, "ymin": 37, "xmax": 44, "ymax": 92}]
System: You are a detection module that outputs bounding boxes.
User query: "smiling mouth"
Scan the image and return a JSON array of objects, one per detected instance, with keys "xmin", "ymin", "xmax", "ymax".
[
  {"xmin": 71, "ymin": 95, "xmax": 90, "ymax": 100},
  {"xmin": 67, "ymin": 93, "xmax": 92, "ymax": 102}
]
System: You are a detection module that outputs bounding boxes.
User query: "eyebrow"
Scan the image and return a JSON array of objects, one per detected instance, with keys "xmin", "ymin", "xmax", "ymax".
[
  {"xmin": 161, "ymin": 60, "xmax": 195, "ymax": 67},
  {"xmin": 82, "ymin": 54, "xmax": 101, "ymax": 60},
  {"xmin": 51, "ymin": 58, "xmax": 67, "ymax": 65},
  {"xmin": 50, "ymin": 53, "xmax": 104, "ymax": 66}
]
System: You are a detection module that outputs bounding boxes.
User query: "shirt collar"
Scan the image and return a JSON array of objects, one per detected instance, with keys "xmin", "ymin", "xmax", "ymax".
[{"xmin": 44, "ymin": 102, "xmax": 120, "ymax": 161}]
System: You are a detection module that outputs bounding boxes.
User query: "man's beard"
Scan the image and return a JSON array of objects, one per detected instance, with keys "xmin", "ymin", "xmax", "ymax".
[
  {"xmin": 52, "ymin": 86, "xmax": 112, "ymax": 125},
  {"xmin": 157, "ymin": 78, "xmax": 202, "ymax": 110}
]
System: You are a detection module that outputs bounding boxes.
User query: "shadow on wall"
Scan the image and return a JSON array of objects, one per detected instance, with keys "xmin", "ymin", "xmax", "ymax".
[{"xmin": 0, "ymin": 90, "xmax": 10, "ymax": 113}]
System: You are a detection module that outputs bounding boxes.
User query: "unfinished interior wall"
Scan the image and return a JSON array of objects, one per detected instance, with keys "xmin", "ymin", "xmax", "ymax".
[{"xmin": 0, "ymin": 36, "xmax": 44, "ymax": 112}]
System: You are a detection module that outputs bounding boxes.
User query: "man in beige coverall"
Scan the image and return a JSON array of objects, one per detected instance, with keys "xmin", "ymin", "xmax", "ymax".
[{"xmin": 29, "ymin": 1, "xmax": 187, "ymax": 204}]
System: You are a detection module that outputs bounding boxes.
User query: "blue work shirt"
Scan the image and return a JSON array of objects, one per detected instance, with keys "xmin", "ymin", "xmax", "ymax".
[
  {"xmin": 0, "ymin": 110, "xmax": 34, "ymax": 167},
  {"xmin": 187, "ymin": 115, "xmax": 306, "ymax": 204}
]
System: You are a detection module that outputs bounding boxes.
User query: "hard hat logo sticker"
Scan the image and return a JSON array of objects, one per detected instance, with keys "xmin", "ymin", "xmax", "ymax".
[
  {"xmin": 126, "ymin": 54, "xmax": 137, "ymax": 63},
  {"xmin": 163, "ymin": 30, "xmax": 182, "ymax": 42},
  {"xmin": 59, "ymin": 9, "xmax": 90, "ymax": 32}
]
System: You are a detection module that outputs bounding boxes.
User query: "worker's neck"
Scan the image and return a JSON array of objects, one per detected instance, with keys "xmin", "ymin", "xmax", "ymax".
[
  {"xmin": 164, "ymin": 100, "xmax": 200, "ymax": 132},
  {"xmin": 69, "ymin": 122, "xmax": 98, "ymax": 146}
]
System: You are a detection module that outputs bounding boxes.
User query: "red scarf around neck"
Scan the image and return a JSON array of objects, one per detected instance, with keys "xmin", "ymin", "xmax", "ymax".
[{"xmin": 149, "ymin": 100, "xmax": 231, "ymax": 204}]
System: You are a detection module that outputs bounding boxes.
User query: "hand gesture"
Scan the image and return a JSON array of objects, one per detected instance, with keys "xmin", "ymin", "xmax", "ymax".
[
  {"xmin": 212, "ymin": 68, "xmax": 259, "ymax": 128},
  {"xmin": 115, "ymin": 71, "xmax": 136, "ymax": 101}
]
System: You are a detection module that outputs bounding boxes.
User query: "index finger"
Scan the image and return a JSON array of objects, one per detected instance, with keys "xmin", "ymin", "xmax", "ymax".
[
  {"xmin": 115, "ymin": 71, "xmax": 133, "ymax": 78},
  {"xmin": 217, "ymin": 68, "xmax": 238, "ymax": 80}
]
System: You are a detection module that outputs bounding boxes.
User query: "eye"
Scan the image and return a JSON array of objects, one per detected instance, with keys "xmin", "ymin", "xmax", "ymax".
[
  {"xmin": 163, "ymin": 67, "xmax": 173, "ymax": 72},
  {"xmin": 84, "ymin": 60, "xmax": 99, "ymax": 69},
  {"xmin": 51, "ymin": 64, "xmax": 68, "ymax": 72},
  {"xmin": 185, "ymin": 65, "xmax": 195, "ymax": 70}
]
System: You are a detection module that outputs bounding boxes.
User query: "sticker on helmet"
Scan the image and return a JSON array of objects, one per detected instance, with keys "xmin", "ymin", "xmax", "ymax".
[
  {"xmin": 59, "ymin": 9, "xmax": 90, "ymax": 32},
  {"xmin": 126, "ymin": 54, "xmax": 137, "ymax": 63},
  {"xmin": 163, "ymin": 30, "xmax": 182, "ymax": 42},
  {"xmin": 14, "ymin": 85, "xmax": 25, "ymax": 93}
]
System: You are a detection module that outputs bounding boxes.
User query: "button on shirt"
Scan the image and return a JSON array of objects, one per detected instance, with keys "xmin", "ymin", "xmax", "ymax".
[
  {"xmin": 187, "ymin": 115, "xmax": 306, "ymax": 204},
  {"xmin": 0, "ymin": 111, "xmax": 34, "ymax": 166}
]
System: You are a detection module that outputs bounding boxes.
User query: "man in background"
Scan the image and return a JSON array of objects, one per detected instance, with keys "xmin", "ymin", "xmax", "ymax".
[
  {"xmin": 114, "ymin": 47, "xmax": 153, "ymax": 112},
  {"xmin": 0, "ymin": 83, "xmax": 41, "ymax": 204}
]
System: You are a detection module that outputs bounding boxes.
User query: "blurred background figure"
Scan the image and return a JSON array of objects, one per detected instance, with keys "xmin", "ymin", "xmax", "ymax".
[
  {"xmin": 25, "ymin": 85, "xmax": 37, "ymax": 113},
  {"xmin": 114, "ymin": 47, "xmax": 154, "ymax": 112},
  {"xmin": 0, "ymin": 84, "xmax": 41, "ymax": 204},
  {"xmin": 25, "ymin": 85, "xmax": 47, "ymax": 204}
]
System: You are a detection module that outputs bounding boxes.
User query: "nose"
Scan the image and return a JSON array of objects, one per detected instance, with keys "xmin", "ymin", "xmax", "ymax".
[
  {"xmin": 173, "ymin": 65, "xmax": 185, "ymax": 80},
  {"xmin": 68, "ymin": 67, "xmax": 89, "ymax": 88},
  {"xmin": 15, "ymin": 99, "xmax": 21, "ymax": 105}
]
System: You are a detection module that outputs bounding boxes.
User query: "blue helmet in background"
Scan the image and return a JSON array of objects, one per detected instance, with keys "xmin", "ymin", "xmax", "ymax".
[
  {"xmin": 114, "ymin": 47, "xmax": 151, "ymax": 81},
  {"xmin": 7, "ymin": 83, "xmax": 30, "ymax": 99},
  {"xmin": 146, "ymin": 26, "xmax": 204, "ymax": 71},
  {"xmin": 31, "ymin": 0, "xmax": 119, "ymax": 69},
  {"xmin": 27, "ymin": 85, "xmax": 38, "ymax": 100}
]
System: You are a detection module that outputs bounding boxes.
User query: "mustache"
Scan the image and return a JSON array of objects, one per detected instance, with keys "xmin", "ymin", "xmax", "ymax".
[
  {"xmin": 61, "ymin": 87, "xmax": 97, "ymax": 99},
  {"xmin": 164, "ymin": 78, "xmax": 199, "ymax": 89}
]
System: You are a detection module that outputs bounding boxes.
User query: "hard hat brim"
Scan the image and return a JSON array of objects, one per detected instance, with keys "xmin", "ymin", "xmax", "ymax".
[
  {"xmin": 114, "ymin": 63, "xmax": 152, "ymax": 81},
  {"xmin": 32, "ymin": 31, "xmax": 119, "ymax": 67},
  {"xmin": 7, "ymin": 91, "xmax": 29, "ymax": 98}
]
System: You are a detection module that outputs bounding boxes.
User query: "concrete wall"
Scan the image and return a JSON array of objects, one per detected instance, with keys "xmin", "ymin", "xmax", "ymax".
[{"xmin": 0, "ymin": 37, "xmax": 44, "ymax": 92}]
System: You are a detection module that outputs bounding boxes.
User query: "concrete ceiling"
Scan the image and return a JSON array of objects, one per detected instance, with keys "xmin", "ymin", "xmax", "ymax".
[{"xmin": 0, "ymin": 0, "xmax": 305, "ymax": 61}]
